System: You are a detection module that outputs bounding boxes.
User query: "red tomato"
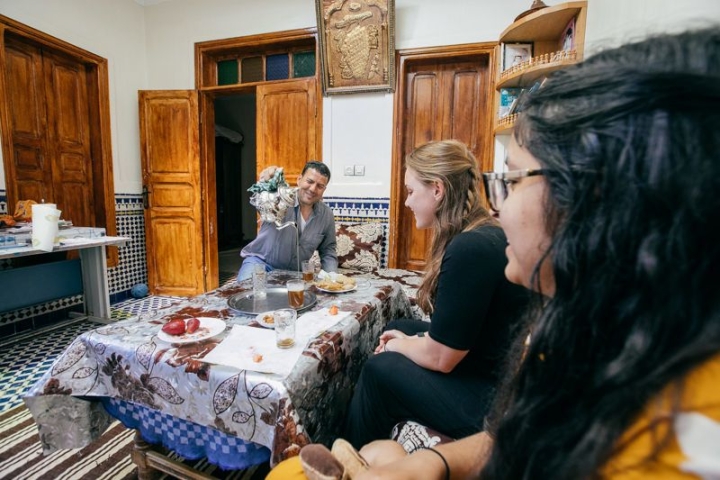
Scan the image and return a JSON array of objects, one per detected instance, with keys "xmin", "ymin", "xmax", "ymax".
[
  {"xmin": 161, "ymin": 318, "xmax": 186, "ymax": 335},
  {"xmin": 186, "ymin": 317, "xmax": 201, "ymax": 334}
]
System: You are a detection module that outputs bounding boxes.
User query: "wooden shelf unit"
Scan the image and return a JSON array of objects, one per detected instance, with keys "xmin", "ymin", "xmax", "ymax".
[{"xmin": 494, "ymin": 1, "xmax": 588, "ymax": 133}]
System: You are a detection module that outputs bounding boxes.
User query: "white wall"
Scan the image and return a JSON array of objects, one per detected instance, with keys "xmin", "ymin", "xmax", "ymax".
[{"xmin": 0, "ymin": 0, "xmax": 718, "ymax": 197}]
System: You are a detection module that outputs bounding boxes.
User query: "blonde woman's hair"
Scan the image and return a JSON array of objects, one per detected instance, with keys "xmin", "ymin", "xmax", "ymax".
[{"xmin": 406, "ymin": 139, "xmax": 497, "ymax": 314}]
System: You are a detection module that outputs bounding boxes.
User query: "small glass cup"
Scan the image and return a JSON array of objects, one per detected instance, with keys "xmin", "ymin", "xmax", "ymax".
[
  {"xmin": 253, "ymin": 264, "xmax": 267, "ymax": 299},
  {"xmin": 286, "ymin": 279, "xmax": 305, "ymax": 309},
  {"xmin": 301, "ymin": 260, "xmax": 315, "ymax": 284},
  {"xmin": 274, "ymin": 308, "xmax": 297, "ymax": 348}
]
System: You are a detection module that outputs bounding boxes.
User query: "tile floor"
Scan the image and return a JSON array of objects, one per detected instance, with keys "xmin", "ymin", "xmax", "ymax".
[
  {"xmin": 0, "ymin": 295, "xmax": 182, "ymax": 413},
  {"xmin": 0, "ymin": 251, "xmax": 242, "ymax": 414}
]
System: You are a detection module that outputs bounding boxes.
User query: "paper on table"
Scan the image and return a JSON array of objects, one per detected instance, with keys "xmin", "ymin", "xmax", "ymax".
[
  {"xmin": 202, "ymin": 308, "xmax": 352, "ymax": 376},
  {"xmin": 296, "ymin": 307, "xmax": 352, "ymax": 343},
  {"xmin": 31, "ymin": 204, "xmax": 61, "ymax": 252},
  {"xmin": 203, "ymin": 325, "xmax": 304, "ymax": 377}
]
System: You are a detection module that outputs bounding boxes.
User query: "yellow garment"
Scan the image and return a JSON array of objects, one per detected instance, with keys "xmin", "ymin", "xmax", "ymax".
[
  {"xmin": 266, "ymin": 456, "xmax": 305, "ymax": 480},
  {"xmin": 602, "ymin": 354, "xmax": 720, "ymax": 479}
]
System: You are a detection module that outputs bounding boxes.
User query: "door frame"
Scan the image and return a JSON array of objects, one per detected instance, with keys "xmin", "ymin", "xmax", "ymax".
[
  {"xmin": 194, "ymin": 28, "xmax": 322, "ymax": 288},
  {"xmin": 0, "ymin": 14, "xmax": 117, "ymax": 264},
  {"xmin": 197, "ymin": 85, "xmax": 255, "ymax": 290},
  {"xmin": 388, "ymin": 42, "xmax": 498, "ymax": 269}
]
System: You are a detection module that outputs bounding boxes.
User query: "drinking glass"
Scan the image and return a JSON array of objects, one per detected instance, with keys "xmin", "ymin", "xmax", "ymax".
[
  {"xmin": 286, "ymin": 279, "xmax": 305, "ymax": 309},
  {"xmin": 253, "ymin": 264, "xmax": 267, "ymax": 299},
  {"xmin": 274, "ymin": 308, "xmax": 297, "ymax": 348},
  {"xmin": 301, "ymin": 260, "xmax": 315, "ymax": 284}
]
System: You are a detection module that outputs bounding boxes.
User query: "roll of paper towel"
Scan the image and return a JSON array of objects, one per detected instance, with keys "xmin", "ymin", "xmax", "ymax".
[{"xmin": 32, "ymin": 204, "xmax": 61, "ymax": 252}]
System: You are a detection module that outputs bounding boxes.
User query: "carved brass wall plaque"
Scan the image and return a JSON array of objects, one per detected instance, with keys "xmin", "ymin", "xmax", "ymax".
[{"xmin": 315, "ymin": 0, "xmax": 395, "ymax": 95}]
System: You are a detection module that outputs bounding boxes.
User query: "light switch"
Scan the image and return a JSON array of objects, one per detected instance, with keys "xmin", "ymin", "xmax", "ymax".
[
  {"xmin": 344, "ymin": 165, "xmax": 355, "ymax": 176},
  {"xmin": 354, "ymin": 165, "xmax": 365, "ymax": 176}
]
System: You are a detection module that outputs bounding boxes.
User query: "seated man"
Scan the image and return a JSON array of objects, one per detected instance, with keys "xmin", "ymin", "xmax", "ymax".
[{"xmin": 237, "ymin": 161, "xmax": 338, "ymax": 281}]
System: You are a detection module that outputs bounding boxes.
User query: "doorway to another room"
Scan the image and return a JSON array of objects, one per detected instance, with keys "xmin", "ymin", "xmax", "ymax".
[{"xmin": 214, "ymin": 93, "xmax": 257, "ymax": 285}]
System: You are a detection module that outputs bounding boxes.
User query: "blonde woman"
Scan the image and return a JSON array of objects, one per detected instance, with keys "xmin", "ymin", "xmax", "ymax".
[{"xmin": 344, "ymin": 140, "xmax": 529, "ymax": 449}]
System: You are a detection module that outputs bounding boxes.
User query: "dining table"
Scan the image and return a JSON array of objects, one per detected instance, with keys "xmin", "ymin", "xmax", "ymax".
[{"xmin": 23, "ymin": 268, "xmax": 422, "ymax": 478}]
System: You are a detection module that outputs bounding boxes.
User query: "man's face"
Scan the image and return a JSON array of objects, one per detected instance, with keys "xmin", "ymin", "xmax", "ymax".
[{"xmin": 296, "ymin": 168, "xmax": 329, "ymax": 207}]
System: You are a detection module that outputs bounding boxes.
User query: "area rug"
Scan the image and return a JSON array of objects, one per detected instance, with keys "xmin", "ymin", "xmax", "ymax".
[{"xmin": 0, "ymin": 404, "xmax": 270, "ymax": 480}]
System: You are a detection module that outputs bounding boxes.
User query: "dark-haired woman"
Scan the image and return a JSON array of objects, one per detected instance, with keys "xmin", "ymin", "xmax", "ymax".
[{"xmin": 356, "ymin": 27, "xmax": 720, "ymax": 479}]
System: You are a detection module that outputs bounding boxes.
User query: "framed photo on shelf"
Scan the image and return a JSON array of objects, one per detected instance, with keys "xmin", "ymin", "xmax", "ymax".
[
  {"xmin": 559, "ymin": 16, "xmax": 576, "ymax": 52},
  {"xmin": 502, "ymin": 43, "xmax": 533, "ymax": 71}
]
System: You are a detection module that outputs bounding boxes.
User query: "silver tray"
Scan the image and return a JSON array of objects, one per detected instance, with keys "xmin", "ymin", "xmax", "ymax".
[{"xmin": 228, "ymin": 287, "xmax": 317, "ymax": 315}]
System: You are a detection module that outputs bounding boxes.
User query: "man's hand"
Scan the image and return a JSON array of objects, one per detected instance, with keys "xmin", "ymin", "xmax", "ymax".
[{"xmin": 259, "ymin": 166, "xmax": 279, "ymax": 182}]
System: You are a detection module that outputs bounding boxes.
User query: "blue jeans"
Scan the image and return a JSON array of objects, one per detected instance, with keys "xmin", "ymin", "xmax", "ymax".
[{"xmin": 237, "ymin": 256, "xmax": 272, "ymax": 282}]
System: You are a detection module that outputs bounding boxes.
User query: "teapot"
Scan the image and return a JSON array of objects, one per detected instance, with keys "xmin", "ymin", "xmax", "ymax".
[{"xmin": 248, "ymin": 168, "xmax": 298, "ymax": 228}]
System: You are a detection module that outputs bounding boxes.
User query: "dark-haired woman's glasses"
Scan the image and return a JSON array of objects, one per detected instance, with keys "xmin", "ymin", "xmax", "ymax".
[{"xmin": 481, "ymin": 169, "xmax": 546, "ymax": 213}]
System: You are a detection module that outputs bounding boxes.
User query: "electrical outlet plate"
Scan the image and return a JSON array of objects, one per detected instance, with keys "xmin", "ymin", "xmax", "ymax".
[
  {"xmin": 344, "ymin": 166, "xmax": 355, "ymax": 176},
  {"xmin": 354, "ymin": 165, "xmax": 365, "ymax": 176}
]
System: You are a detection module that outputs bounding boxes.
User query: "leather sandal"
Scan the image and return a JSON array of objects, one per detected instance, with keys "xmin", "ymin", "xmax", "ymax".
[
  {"xmin": 331, "ymin": 438, "xmax": 369, "ymax": 479},
  {"xmin": 299, "ymin": 444, "xmax": 345, "ymax": 480}
]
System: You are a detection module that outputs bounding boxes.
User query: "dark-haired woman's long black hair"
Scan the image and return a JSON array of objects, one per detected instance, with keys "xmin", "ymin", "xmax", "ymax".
[{"xmin": 481, "ymin": 27, "xmax": 720, "ymax": 480}]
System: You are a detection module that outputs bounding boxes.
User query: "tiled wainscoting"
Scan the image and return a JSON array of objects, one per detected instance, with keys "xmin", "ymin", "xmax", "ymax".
[{"xmin": 0, "ymin": 192, "xmax": 390, "ymax": 337}]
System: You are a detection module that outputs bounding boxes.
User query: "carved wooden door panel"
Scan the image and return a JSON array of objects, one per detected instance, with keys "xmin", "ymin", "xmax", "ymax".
[
  {"xmin": 3, "ymin": 36, "xmax": 53, "ymax": 204},
  {"xmin": 4, "ymin": 37, "xmax": 95, "ymax": 228},
  {"xmin": 391, "ymin": 50, "xmax": 494, "ymax": 271},
  {"xmin": 256, "ymin": 78, "xmax": 321, "ymax": 180},
  {"xmin": 139, "ymin": 90, "xmax": 205, "ymax": 296},
  {"xmin": 44, "ymin": 49, "xmax": 94, "ymax": 228}
]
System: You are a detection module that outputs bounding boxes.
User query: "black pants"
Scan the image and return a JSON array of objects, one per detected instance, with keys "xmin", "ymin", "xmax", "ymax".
[{"xmin": 344, "ymin": 318, "xmax": 495, "ymax": 449}]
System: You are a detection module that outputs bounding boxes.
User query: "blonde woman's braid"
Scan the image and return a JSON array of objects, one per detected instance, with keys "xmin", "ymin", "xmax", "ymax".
[{"xmin": 465, "ymin": 168, "xmax": 478, "ymax": 217}]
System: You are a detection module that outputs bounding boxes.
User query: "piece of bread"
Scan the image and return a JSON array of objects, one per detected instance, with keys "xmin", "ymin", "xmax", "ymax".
[
  {"xmin": 13, "ymin": 200, "xmax": 36, "ymax": 221},
  {"xmin": 0, "ymin": 215, "xmax": 16, "ymax": 227}
]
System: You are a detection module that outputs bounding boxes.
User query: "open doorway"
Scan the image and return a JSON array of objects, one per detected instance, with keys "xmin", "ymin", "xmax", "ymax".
[{"xmin": 214, "ymin": 93, "xmax": 257, "ymax": 284}]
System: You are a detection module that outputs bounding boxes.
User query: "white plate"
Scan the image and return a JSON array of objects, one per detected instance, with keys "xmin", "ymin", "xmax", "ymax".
[
  {"xmin": 157, "ymin": 317, "xmax": 226, "ymax": 344},
  {"xmin": 315, "ymin": 284, "xmax": 357, "ymax": 293},
  {"xmin": 255, "ymin": 311, "xmax": 277, "ymax": 329}
]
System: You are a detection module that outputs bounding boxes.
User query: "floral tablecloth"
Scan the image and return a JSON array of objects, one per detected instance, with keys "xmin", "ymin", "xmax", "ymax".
[{"xmin": 23, "ymin": 269, "xmax": 418, "ymax": 466}]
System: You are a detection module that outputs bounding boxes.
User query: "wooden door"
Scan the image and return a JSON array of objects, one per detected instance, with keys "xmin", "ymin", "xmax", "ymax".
[
  {"xmin": 44, "ymin": 49, "xmax": 94, "ymax": 228},
  {"xmin": 256, "ymin": 78, "xmax": 321, "ymax": 179},
  {"xmin": 3, "ymin": 36, "xmax": 52, "ymax": 204},
  {"xmin": 139, "ymin": 90, "xmax": 205, "ymax": 296},
  {"xmin": 390, "ymin": 46, "xmax": 496, "ymax": 271},
  {"xmin": 3, "ymin": 36, "xmax": 95, "ymax": 228}
]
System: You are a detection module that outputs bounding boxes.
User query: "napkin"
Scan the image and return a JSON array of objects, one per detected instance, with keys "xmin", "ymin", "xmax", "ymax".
[
  {"xmin": 296, "ymin": 307, "xmax": 352, "ymax": 342},
  {"xmin": 202, "ymin": 308, "xmax": 352, "ymax": 376},
  {"xmin": 203, "ymin": 325, "xmax": 304, "ymax": 377},
  {"xmin": 31, "ymin": 204, "xmax": 61, "ymax": 252}
]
